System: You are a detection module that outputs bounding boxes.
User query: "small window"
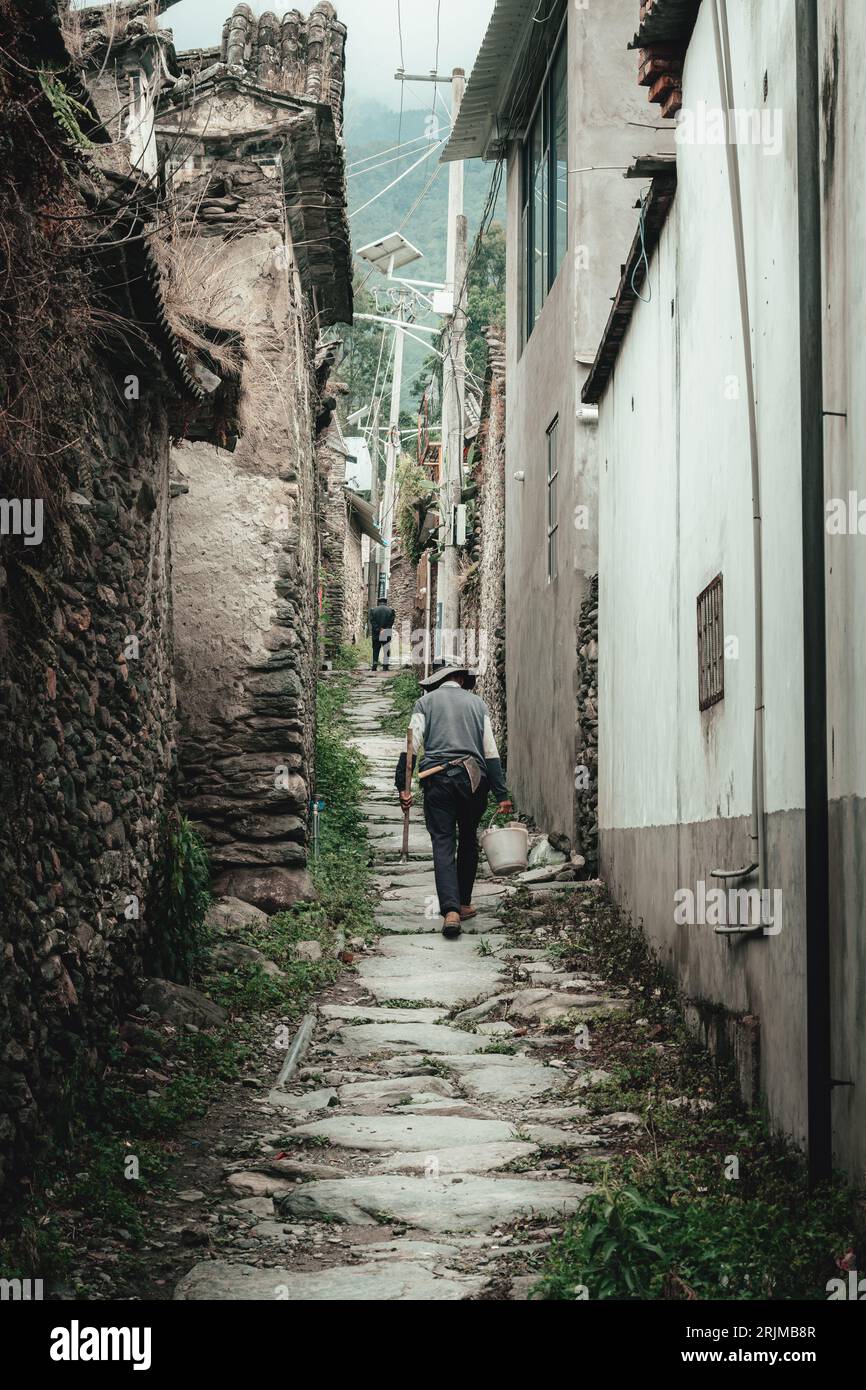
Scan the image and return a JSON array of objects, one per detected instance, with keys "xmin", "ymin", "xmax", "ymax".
[
  {"xmin": 547, "ymin": 418, "xmax": 559, "ymax": 582},
  {"xmin": 697, "ymin": 574, "xmax": 724, "ymax": 710}
]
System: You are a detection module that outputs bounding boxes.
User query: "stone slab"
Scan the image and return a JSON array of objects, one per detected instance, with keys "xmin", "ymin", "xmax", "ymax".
[
  {"xmin": 371, "ymin": 1142, "xmax": 537, "ymax": 1174},
  {"xmin": 285, "ymin": 1113, "xmax": 520, "ymax": 1152},
  {"xmin": 329, "ymin": 1021, "xmax": 485, "ymax": 1055},
  {"xmin": 376, "ymin": 916, "xmax": 506, "ymax": 936},
  {"xmin": 278, "ymin": 1175, "xmax": 592, "ymax": 1233},
  {"xmin": 174, "ymin": 1259, "xmax": 484, "ymax": 1301},
  {"xmin": 320, "ymin": 1004, "xmax": 448, "ymax": 1024}
]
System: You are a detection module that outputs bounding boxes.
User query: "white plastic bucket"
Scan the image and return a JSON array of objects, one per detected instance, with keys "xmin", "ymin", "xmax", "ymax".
[{"xmin": 480, "ymin": 822, "xmax": 529, "ymax": 877}]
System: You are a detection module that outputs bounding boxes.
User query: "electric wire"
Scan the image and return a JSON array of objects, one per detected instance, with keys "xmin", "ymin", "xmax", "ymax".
[{"xmin": 349, "ymin": 139, "xmax": 445, "ymax": 220}]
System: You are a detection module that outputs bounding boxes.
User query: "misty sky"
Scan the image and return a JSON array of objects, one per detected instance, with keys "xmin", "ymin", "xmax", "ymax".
[{"xmin": 161, "ymin": 0, "xmax": 496, "ymax": 109}]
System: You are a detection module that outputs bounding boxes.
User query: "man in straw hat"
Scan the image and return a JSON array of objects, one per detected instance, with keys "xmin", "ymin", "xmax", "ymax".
[{"xmin": 394, "ymin": 661, "xmax": 513, "ymax": 938}]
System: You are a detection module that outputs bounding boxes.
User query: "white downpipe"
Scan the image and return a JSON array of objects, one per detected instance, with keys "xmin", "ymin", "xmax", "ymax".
[{"xmin": 710, "ymin": 0, "xmax": 767, "ymax": 895}]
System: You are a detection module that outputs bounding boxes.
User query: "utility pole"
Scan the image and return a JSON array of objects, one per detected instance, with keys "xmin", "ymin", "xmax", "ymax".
[
  {"xmin": 379, "ymin": 300, "xmax": 406, "ymax": 600},
  {"xmin": 375, "ymin": 65, "xmax": 467, "ymax": 657},
  {"xmin": 439, "ymin": 67, "xmax": 466, "ymax": 660},
  {"xmin": 367, "ymin": 395, "xmax": 381, "ymax": 610}
]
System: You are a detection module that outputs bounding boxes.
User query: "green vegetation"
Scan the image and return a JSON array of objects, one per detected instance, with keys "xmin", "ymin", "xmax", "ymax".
[
  {"xmin": 539, "ymin": 1179, "xmax": 853, "ymax": 1302},
  {"xmin": 395, "ymin": 453, "xmax": 437, "ymax": 568},
  {"xmin": 38, "ymin": 70, "xmax": 96, "ymax": 149},
  {"xmin": 381, "ymin": 668, "xmax": 422, "ymax": 738},
  {"xmin": 146, "ymin": 810, "xmax": 212, "ymax": 983},
  {"xmin": 494, "ymin": 887, "xmax": 858, "ymax": 1302}
]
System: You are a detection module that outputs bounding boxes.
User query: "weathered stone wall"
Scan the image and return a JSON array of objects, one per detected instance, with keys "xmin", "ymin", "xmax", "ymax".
[
  {"xmin": 0, "ymin": 373, "xmax": 178, "ymax": 1192},
  {"xmin": 475, "ymin": 329, "xmax": 507, "ymax": 753},
  {"xmin": 574, "ymin": 573, "xmax": 599, "ymax": 872},
  {"xmin": 156, "ymin": 7, "xmax": 351, "ymax": 913},
  {"xmin": 167, "ymin": 218, "xmax": 319, "ymax": 914},
  {"xmin": 318, "ymin": 421, "xmax": 350, "ymax": 659},
  {"xmin": 342, "ymin": 521, "xmax": 364, "ymax": 646},
  {"xmin": 387, "ymin": 541, "xmax": 421, "ymax": 667},
  {"xmin": 0, "ymin": 0, "xmax": 204, "ymax": 1197}
]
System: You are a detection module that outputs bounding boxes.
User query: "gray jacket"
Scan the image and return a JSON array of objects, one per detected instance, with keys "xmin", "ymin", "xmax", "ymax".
[{"xmin": 395, "ymin": 680, "xmax": 508, "ymax": 801}]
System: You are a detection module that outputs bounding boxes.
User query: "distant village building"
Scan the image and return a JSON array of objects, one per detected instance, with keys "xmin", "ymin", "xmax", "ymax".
[{"xmin": 318, "ymin": 407, "xmax": 381, "ymax": 658}]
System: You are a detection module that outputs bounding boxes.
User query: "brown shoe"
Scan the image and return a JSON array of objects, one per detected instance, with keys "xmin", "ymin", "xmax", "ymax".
[
  {"xmin": 459, "ymin": 905, "xmax": 477, "ymax": 921},
  {"xmin": 442, "ymin": 912, "xmax": 462, "ymax": 939}
]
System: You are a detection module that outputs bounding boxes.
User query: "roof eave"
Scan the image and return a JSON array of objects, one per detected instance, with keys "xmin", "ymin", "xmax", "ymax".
[{"xmin": 581, "ymin": 169, "xmax": 678, "ymax": 406}]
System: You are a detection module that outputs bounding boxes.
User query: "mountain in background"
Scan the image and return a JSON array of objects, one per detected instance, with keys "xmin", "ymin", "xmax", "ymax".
[{"xmin": 345, "ymin": 96, "xmax": 495, "ymax": 278}]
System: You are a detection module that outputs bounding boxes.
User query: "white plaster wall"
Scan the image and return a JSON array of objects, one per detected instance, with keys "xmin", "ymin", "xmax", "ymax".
[
  {"xmin": 601, "ymin": 0, "xmax": 808, "ymax": 834},
  {"xmin": 504, "ymin": 2, "xmax": 668, "ymax": 838},
  {"xmin": 597, "ymin": 0, "xmax": 866, "ymax": 1171}
]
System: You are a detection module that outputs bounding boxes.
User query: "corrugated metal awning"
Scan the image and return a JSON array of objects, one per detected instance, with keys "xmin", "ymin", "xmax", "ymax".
[
  {"xmin": 442, "ymin": 0, "xmax": 565, "ymax": 163},
  {"xmin": 345, "ymin": 489, "xmax": 382, "ymax": 544}
]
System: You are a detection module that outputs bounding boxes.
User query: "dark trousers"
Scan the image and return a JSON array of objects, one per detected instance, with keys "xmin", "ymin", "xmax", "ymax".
[
  {"xmin": 372, "ymin": 630, "xmax": 391, "ymax": 669},
  {"xmin": 422, "ymin": 766, "xmax": 489, "ymax": 916}
]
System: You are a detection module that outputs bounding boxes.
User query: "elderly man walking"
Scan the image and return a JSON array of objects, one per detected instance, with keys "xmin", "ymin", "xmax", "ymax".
[{"xmin": 395, "ymin": 662, "xmax": 512, "ymax": 938}]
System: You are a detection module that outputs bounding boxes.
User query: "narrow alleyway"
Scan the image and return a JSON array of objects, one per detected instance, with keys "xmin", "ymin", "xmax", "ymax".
[{"xmin": 174, "ymin": 670, "xmax": 634, "ymax": 1300}]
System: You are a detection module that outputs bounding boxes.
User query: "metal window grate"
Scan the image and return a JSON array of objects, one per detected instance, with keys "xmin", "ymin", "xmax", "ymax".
[{"xmin": 697, "ymin": 574, "xmax": 724, "ymax": 710}]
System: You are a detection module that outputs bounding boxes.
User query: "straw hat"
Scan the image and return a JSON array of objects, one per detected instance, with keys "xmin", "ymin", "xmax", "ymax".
[{"xmin": 419, "ymin": 662, "xmax": 478, "ymax": 691}]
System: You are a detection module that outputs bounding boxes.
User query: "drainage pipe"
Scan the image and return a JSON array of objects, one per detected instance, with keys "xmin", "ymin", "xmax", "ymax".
[
  {"xmin": 710, "ymin": 0, "xmax": 766, "ymax": 892},
  {"xmin": 794, "ymin": 0, "xmax": 832, "ymax": 1186}
]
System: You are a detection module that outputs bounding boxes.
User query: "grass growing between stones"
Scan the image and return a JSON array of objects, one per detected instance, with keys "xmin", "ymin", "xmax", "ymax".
[
  {"xmin": 496, "ymin": 886, "xmax": 859, "ymax": 1301},
  {"xmin": 380, "ymin": 668, "xmax": 422, "ymax": 736}
]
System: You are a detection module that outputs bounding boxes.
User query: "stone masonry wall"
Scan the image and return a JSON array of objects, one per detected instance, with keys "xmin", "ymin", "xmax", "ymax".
[
  {"xmin": 0, "ymin": 370, "xmax": 178, "ymax": 1192},
  {"xmin": 161, "ymin": 148, "xmax": 320, "ymax": 913},
  {"xmin": 574, "ymin": 573, "xmax": 599, "ymax": 873},
  {"xmin": 387, "ymin": 541, "xmax": 421, "ymax": 668},
  {"xmin": 475, "ymin": 329, "xmax": 507, "ymax": 754},
  {"xmin": 157, "ymin": 8, "xmax": 351, "ymax": 913},
  {"xmin": 318, "ymin": 421, "xmax": 350, "ymax": 659},
  {"xmin": 343, "ymin": 521, "xmax": 364, "ymax": 646}
]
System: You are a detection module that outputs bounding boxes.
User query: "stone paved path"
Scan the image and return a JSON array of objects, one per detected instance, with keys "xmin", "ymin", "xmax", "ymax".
[{"xmin": 175, "ymin": 670, "xmax": 631, "ymax": 1301}]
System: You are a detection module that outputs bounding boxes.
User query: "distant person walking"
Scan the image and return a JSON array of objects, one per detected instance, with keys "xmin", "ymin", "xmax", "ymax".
[
  {"xmin": 369, "ymin": 598, "xmax": 396, "ymax": 671},
  {"xmin": 395, "ymin": 662, "xmax": 512, "ymax": 938}
]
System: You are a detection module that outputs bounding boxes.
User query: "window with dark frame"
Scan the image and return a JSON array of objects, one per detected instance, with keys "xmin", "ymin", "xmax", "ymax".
[
  {"xmin": 697, "ymin": 574, "xmax": 724, "ymax": 710},
  {"xmin": 547, "ymin": 417, "xmax": 559, "ymax": 582},
  {"xmin": 520, "ymin": 29, "xmax": 568, "ymax": 342}
]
